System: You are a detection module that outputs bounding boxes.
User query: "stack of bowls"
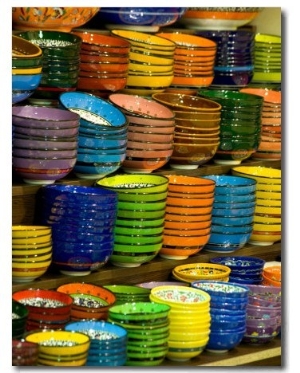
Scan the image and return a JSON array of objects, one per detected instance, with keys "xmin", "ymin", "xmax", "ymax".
[
  {"xmin": 24, "ymin": 330, "xmax": 91, "ymax": 366},
  {"xmin": 12, "ymin": 106, "xmax": 80, "ymax": 185},
  {"xmin": 103, "ymin": 285, "xmax": 150, "ymax": 305},
  {"xmin": 195, "ymin": 29, "xmax": 255, "ymax": 88},
  {"xmin": 108, "ymin": 93, "xmax": 176, "ymax": 173},
  {"xmin": 110, "ymin": 29, "xmax": 176, "ymax": 96},
  {"xmin": 92, "ymin": 7, "xmax": 187, "ymax": 33},
  {"xmin": 262, "ymin": 264, "xmax": 281, "ymax": 287},
  {"xmin": 12, "ymin": 288, "xmax": 73, "ymax": 331},
  {"xmin": 12, "ymin": 299, "xmax": 29, "ymax": 339},
  {"xmin": 202, "ymin": 175, "xmax": 256, "ymax": 253},
  {"xmin": 191, "ymin": 281, "xmax": 249, "ymax": 353},
  {"xmin": 150, "ymin": 285, "xmax": 211, "ymax": 362},
  {"xmin": 152, "ymin": 92, "xmax": 222, "ymax": 169},
  {"xmin": 156, "ymin": 32, "xmax": 217, "ymax": 89},
  {"xmin": 12, "ymin": 35, "xmax": 43, "ymax": 104},
  {"xmin": 12, "ymin": 7, "xmax": 99, "ymax": 32},
  {"xmin": 108, "ymin": 302, "xmax": 171, "ymax": 366},
  {"xmin": 59, "ymin": 91, "xmax": 128, "ymax": 179},
  {"xmin": 210, "ymin": 256, "xmax": 266, "ymax": 285},
  {"xmin": 96, "ymin": 174, "xmax": 169, "ymax": 267},
  {"xmin": 14, "ymin": 30, "xmax": 82, "ymax": 99},
  {"xmin": 12, "ymin": 225, "xmax": 53, "ymax": 283},
  {"xmin": 57, "ymin": 282, "xmax": 116, "ymax": 321},
  {"xmin": 73, "ymin": 31, "xmax": 131, "ymax": 95},
  {"xmin": 198, "ymin": 89, "xmax": 264, "ymax": 165},
  {"xmin": 252, "ymin": 33, "xmax": 281, "ymax": 86},
  {"xmin": 243, "ymin": 284, "xmax": 281, "ymax": 344},
  {"xmin": 12, "ymin": 339, "xmax": 39, "ymax": 366},
  {"xmin": 64, "ymin": 320, "xmax": 128, "ymax": 366},
  {"xmin": 159, "ymin": 175, "xmax": 215, "ymax": 260},
  {"xmin": 240, "ymin": 88, "xmax": 282, "ymax": 161},
  {"xmin": 232, "ymin": 166, "xmax": 281, "ymax": 246},
  {"xmin": 172, "ymin": 262, "xmax": 231, "ymax": 284},
  {"xmin": 36, "ymin": 184, "xmax": 118, "ymax": 276}
]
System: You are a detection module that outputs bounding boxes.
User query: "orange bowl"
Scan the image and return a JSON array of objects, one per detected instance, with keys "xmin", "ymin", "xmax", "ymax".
[
  {"xmin": 163, "ymin": 233, "xmax": 210, "ymax": 247},
  {"xmin": 159, "ymin": 245, "xmax": 204, "ymax": 259},
  {"xmin": 165, "ymin": 212, "xmax": 212, "ymax": 222},
  {"xmin": 167, "ymin": 195, "xmax": 214, "ymax": 207},
  {"xmin": 164, "ymin": 219, "xmax": 212, "ymax": 230},
  {"xmin": 263, "ymin": 266, "xmax": 281, "ymax": 282},
  {"xmin": 12, "ymin": 7, "xmax": 100, "ymax": 32},
  {"xmin": 166, "ymin": 204, "xmax": 213, "ymax": 216}
]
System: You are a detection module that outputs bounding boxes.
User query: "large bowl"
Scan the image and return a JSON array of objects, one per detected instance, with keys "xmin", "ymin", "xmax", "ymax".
[{"xmin": 12, "ymin": 7, "xmax": 100, "ymax": 32}]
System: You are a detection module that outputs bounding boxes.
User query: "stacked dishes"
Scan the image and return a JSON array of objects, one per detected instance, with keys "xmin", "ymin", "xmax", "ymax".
[
  {"xmin": 104, "ymin": 285, "xmax": 150, "ymax": 306},
  {"xmin": 12, "ymin": 225, "xmax": 52, "ymax": 283},
  {"xmin": 156, "ymin": 32, "xmax": 217, "ymax": 89},
  {"xmin": 12, "ymin": 106, "xmax": 80, "ymax": 185},
  {"xmin": 202, "ymin": 175, "xmax": 256, "ymax": 253},
  {"xmin": 152, "ymin": 92, "xmax": 221, "ymax": 169},
  {"xmin": 210, "ymin": 256, "xmax": 266, "ymax": 285},
  {"xmin": 12, "ymin": 339, "xmax": 39, "ymax": 366},
  {"xmin": 172, "ymin": 262, "xmax": 231, "ymax": 284},
  {"xmin": 198, "ymin": 89, "xmax": 264, "ymax": 165},
  {"xmin": 108, "ymin": 93, "xmax": 176, "ymax": 173},
  {"xmin": 73, "ymin": 31, "xmax": 131, "ymax": 95},
  {"xmin": 12, "ymin": 35, "xmax": 43, "ymax": 104},
  {"xmin": 12, "ymin": 288, "xmax": 73, "ymax": 331},
  {"xmin": 110, "ymin": 29, "xmax": 176, "ymax": 96},
  {"xmin": 150, "ymin": 285, "xmax": 211, "ymax": 362},
  {"xmin": 232, "ymin": 166, "xmax": 281, "ymax": 246},
  {"xmin": 64, "ymin": 320, "xmax": 128, "ymax": 366},
  {"xmin": 24, "ymin": 330, "xmax": 91, "ymax": 367},
  {"xmin": 14, "ymin": 30, "xmax": 82, "ymax": 99},
  {"xmin": 57, "ymin": 283, "xmax": 116, "ymax": 321},
  {"xmin": 92, "ymin": 7, "xmax": 187, "ymax": 33},
  {"xmin": 191, "ymin": 281, "xmax": 249, "ymax": 353},
  {"xmin": 240, "ymin": 88, "xmax": 282, "ymax": 161},
  {"xmin": 59, "ymin": 91, "xmax": 128, "ymax": 179},
  {"xmin": 160, "ymin": 175, "xmax": 215, "ymax": 260},
  {"xmin": 96, "ymin": 174, "xmax": 169, "ymax": 267},
  {"xmin": 262, "ymin": 264, "xmax": 281, "ymax": 287},
  {"xmin": 195, "ymin": 29, "xmax": 255, "ymax": 88},
  {"xmin": 243, "ymin": 284, "xmax": 281, "ymax": 344},
  {"xmin": 252, "ymin": 34, "xmax": 281, "ymax": 86},
  {"xmin": 108, "ymin": 302, "xmax": 171, "ymax": 366},
  {"xmin": 36, "ymin": 184, "xmax": 118, "ymax": 276},
  {"xmin": 12, "ymin": 299, "xmax": 29, "ymax": 339}
]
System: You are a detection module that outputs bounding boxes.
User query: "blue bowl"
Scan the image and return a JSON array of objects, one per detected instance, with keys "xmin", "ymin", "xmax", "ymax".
[
  {"xmin": 39, "ymin": 184, "xmax": 118, "ymax": 204},
  {"xmin": 204, "ymin": 244, "xmax": 243, "ymax": 254},
  {"xmin": 59, "ymin": 91, "xmax": 128, "ymax": 128},
  {"xmin": 78, "ymin": 145, "xmax": 127, "ymax": 155},
  {"xmin": 211, "ymin": 70, "xmax": 254, "ymax": 87},
  {"xmin": 206, "ymin": 326, "xmax": 246, "ymax": 352},
  {"xmin": 212, "ymin": 215, "xmax": 254, "ymax": 226},
  {"xmin": 211, "ymin": 205, "xmax": 256, "ymax": 217},
  {"xmin": 73, "ymin": 162, "xmax": 123, "ymax": 179},
  {"xmin": 79, "ymin": 122, "xmax": 128, "ymax": 137},
  {"xmin": 210, "ymin": 298, "xmax": 249, "ymax": 311},
  {"xmin": 207, "ymin": 231, "xmax": 252, "ymax": 246},
  {"xmin": 86, "ymin": 356, "xmax": 127, "ymax": 367},
  {"xmin": 78, "ymin": 134, "xmax": 127, "ymax": 149},
  {"xmin": 40, "ymin": 198, "xmax": 117, "ymax": 212},
  {"xmin": 12, "ymin": 89, "xmax": 35, "ymax": 104},
  {"xmin": 213, "ymin": 193, "xmax": 256, "ymax": 203},
  {"xmin": 202, "ymin": 175, "xmax": 257, "ymax": 195},
  {"xmin": 12, "ymin": 73, "xmax": 42, "ymax": 90},
  {"xmin": 45, "ymin": 215, "xmax": 117, "ymax": 228},
  {"xmin": 77, "ymin": 152, "xmax": 126, "ymax": 164},
  {"xmin": 213, "ymin": 200, "xmax": 256, "ymax": 210},
  {"xmin": 210, "ymin": 307, "xmax": 246, "ymax": 317},
  {"xmin": 210, "ymin": 318, "xmax": 246, "ymax": 331},
  {"xmin": 229, "ymin": 276, "xmax": 263, "ymax": 285},
  {"xmin": 52, "ymin": 229, "xmax": 114, "ymax": 244},
  {"xmin": 191, "ymin": 280, "xmax": 250, "ymax": 299},
  {"xmin": 210, "ymin": 256, "xmax": 266, "ymax": 270},
  {"xmin": 211, "ymin": 223, "xmax": 253, "ymax": 234}
]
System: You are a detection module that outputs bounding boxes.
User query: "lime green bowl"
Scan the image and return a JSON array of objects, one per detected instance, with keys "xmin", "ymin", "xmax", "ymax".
[
  {"xmin": 115, "ymin": 216, "xmax": 165, "ymax": 228},
  {"xmin": 117, "ymin": 200, "xmax": 166, "ymax": 211},
  {"xmin": 114, "ymin": 224, "xmax": 165, "ymax": 236}
]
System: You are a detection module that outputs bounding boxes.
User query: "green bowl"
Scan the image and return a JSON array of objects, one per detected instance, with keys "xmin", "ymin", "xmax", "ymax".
[
  {"xmin": 198, "ymin": 89, "xmax": 264, "ymax": 108},
  {"xmin": 115, "ymin": 217, "xmax": 165, "ymax": 228},
  {"xmin": 117, "ymin": 209, "xmax": 166, "ymax": 219},
  {"xmin": 220, "ymin": 124, "xmax": 261, "ymax": 136},
  {"xmin": 113, "ymin": 241, "xmax": 163, "ymax": 253},
  {"xmin": 128, "ymin": 333, "xmax": 170, "ymax": 346},
  {"xmin": 114, "ymin": 234, "xmax": 163, "ymax": 245},
  {"xmin": 127, "ymin": 325, "xmax": 170, "ymax": 338},
  {"xmin": 117, "ymin": 200, "xmax": 166, "ymax": 211},
  {"xmin": 107, "ymin": 317, "xmax": 169, "ymax": 331},
  {"xmin": 12, "ymin": 55, "xmax": 43, "ymax": 68},
  {"xmin": 114, "ymin": 224, "xmax": 164, "ymax": 236},
  {"xmin": 117, "ymin": 190, "xmax": 168, "ymax": 203},
  {"xmin": 96, "ymin": 174, "xmax": 169, "ymax": 194},
  {"xmin": 108, "ymin": 301, "xmax": 171, "ymax": 322},
  {"xmin": 110, "ymin": 253, "xmax": 159, "ymax": 266},
  {"xmin": 221, "ymin": 110, "xmax": 262, "ymax": 122},
  {"xmin": 104, "ymin": 285, "xmax": 151, "ymax": 297}
]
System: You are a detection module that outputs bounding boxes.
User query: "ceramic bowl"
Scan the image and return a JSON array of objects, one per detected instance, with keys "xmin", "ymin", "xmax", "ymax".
[
  {"xmin": 12, "ymin": 299, "xmax": 29, "ymax": 339},
  {"xmin": 203, "ymin": 175, "xmax": 257, "ymax": 195},
  {"xmin": 12, "ymin": 339, "xmax": 39, "ymax": 366},
  {"xmin": 25, "ymin": 330, "xmax": 90, "ymax": 366},
  {"xmin": 172, "ymin": 263, "xmax": 231, "ymax": 283},
  {"xmin": 12, "ymin": 34, "xmax": 43, "ymax": 59},
  {"xmin": 206, "ymin": 326, "xmax": 246, "ymax": 352},
  {"xmin": 231, "ymin": 166, "xmax": 281, "ymax": 185},
  {"xmin": 12, "ymin": 7, "xmax": 99, "ymax": 32},
  {"xmin": 104, "ymin": 285, "xmax": 150, "ymax": 305}
]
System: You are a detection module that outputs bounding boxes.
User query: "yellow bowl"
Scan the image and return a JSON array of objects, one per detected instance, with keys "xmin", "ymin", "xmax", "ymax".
[
  {"xmin": 169, "ymin": 313, "xmax": 211, "ymax": 325},
  {"xmin": 255, "ymin": 190, "xmax": 281, "ymax": 200},
  {"xmin": 249, "ymin": 232, "xmax": 281, "ymax": 244},
  {"xmin": 12, "ymin": 234, "xmax": 52, "ymax": 245},
  {"xmin": 255, "ymin": 205, "xmax": 281, "ymax": 216},
  {"xmin": 169, "ymin": 329, "xmax": 211, "ymax": 342},
  {"xmin": 172, "ymin": 271, "xmax": 229, "ymax": 284},
  {"xmin": 25, "ymin": 330, "xmax": 90, "ymax": 356},
  {"xmin": 170, "ymin": 322, "xmax": 211, "ymax": 334},
  {"xmin": 12, "ymin": 225, "xmax": 52, "ymax": 238},
  {"xmin": 12, "ymin": 268, "xmax": 48, "ymax": 281},
  {"xmin": 255, "ymin": 33, "xmax": 281, "ymax": 44},
  {"xmin": 231, "ymin": 166, "xmax": 281, "ymax": 184},
  {"xmin": 12, "ymin": 245, "xmax": 53, "ymax": 255},
  {"xmin": 12, "ymin": 259, "xmax": 52, "ymax": 269},
  {"xmin": 253, "ymin": 222, "xmax": 281, "ymax": 232},
  {"xmin": 129, "ymin": 62, "xmax": 173, "ymax": 74},
  {"xmin": 126, "ymin": 74, "xmax": 174, "ymax": 88},
  {"xmin": 12, "ymin": 66, "xmax": 43, "ymax": 75},
  {"xmin": 256, "ymin": 197, "xmax": 281, "ymax": 207},
  {"xmin": 253, "ymin": 215, "xmax": 281, "ymax": 224},
  {"xmin": 173, "ymin": 262, "xmax": 231, "ymax": 281},
  {"xmin": 129, "ymin": 51, "xmax": 173, "ymax": 66},
  {"xmin": 12, "ymin": 251, "xmax": 52, "ymax": 262}
]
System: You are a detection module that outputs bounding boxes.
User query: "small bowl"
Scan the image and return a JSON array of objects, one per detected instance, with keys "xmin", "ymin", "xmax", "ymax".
[
  {"xmin": 206, "ymin": 327, "xmax": 246, "ymax": 352},
  {"xmin": 173, "ymin": 263, "xmax": 231, "ymax": 282}
]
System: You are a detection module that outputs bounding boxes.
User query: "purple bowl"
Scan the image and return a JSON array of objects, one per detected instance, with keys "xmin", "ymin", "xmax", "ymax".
[
  {"xmin": 12, "ymin": 146, "xmax": 78, "ymax": 159},
  {"xmin": 13, "ymin": 124, "xmax": 79, "ymax": 138},
  {"xmin": 246, "ymin": 304, "xmax": 281, "ymax": 318},
  {"xmin": 248, "ymin": 296, "xmax": 281, "ymax": 308},
  {"xmin": 245, "ymin": 284, "xmax": 281, "ymax": 302},
  {"xmin": 13, "ymin": 167, "xmax": 74, "ymax": 184},
  {"xmin": 12, "ymin": 138, "xmax": 78, "ymax": 150},
  {"xmin": 12, "ymin": 106, "xmax": 80, "ymax": 128},
  {"xmin": 12, "ymin": 156, "xmax": 77, "ymax": 170}
]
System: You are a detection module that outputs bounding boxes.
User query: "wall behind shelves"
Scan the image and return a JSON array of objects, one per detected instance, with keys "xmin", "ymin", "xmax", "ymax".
[{"xmin": 249, "ymin": 7, "xmax": 281, "ymax": 36}]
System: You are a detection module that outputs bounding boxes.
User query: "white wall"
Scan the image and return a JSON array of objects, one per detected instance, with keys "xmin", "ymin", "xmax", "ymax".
[{"xmin": 249, "ymin": 7, "xmax": 281, "ymax": 36}]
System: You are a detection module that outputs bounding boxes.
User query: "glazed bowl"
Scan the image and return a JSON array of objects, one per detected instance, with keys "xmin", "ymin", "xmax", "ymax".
[
  {"xmin": 12, "ymin": 339, "xmax": 39, "ymax": 366},
  {"xmin": 12, "ymin": 299, "xmax": 29, "ymax": 339},
  {"xmin": 231, "ymin": 166, "xmax": 281, "ymax": 185},
  {"xmin": 12, "ymin": 7, "xmax": 100, "ymax": 32},
  {"xmin": 172, "ymin": 263, "xmax": 231, "ymax": 283},
  {"xmin": 104, "ymin": 285, "xmax": 150, "ymax": 305},
  {"xmin": 206, "ymin": 326, "xmax": 246, "ymax": 352}
]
